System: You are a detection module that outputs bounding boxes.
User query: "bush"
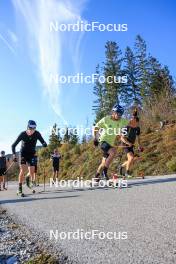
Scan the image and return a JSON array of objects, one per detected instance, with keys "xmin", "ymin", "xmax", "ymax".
[
  {"xmin": 74, "ymin": 145, "xmax": 81, "ymax": 155},
  {"xmin": 155, "ymin": 115, "xmax": 162, "ymax": 122},
  {"xmin": 64, "ymin": 160, "xmax": 72, "ymax": 170},
  {"xmin": 38, "ymin": 147, "xmax": 50, "ymax": 159},
  {"xmin": 145, "ymin": 127, "xmax": 152, "ymax": 134},
  {"xmin": 64, "ymin": 152, "xmax": 70, "ymax": 160},
  {"xmin": 166, "ymin": 157, "xmax": 176, "ymax": 172}
]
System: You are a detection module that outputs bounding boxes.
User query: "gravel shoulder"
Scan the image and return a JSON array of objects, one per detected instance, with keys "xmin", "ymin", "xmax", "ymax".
[{"xmin": 0, "ymin": 207, "xmax": 70, "ymax": 264}]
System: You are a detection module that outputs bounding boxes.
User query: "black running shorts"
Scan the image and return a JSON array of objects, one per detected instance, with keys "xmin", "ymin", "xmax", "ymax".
[
  {"xmin": 19, "ymin": 153, "xmax": 36, "ymax": 167},
  {"xmin": 53, "ymin": 166, "xmax": 59, "ymax": 172},
  {"xmin": 100, "ymin": 141, "xmax": 112, "ymax": 158},
  {"xmin": 124, "ymin": 146, "xmax": 134, "ymax": 154}
]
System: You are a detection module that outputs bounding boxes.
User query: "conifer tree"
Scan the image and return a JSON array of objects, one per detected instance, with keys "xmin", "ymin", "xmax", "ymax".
[{"xmin": 48, "ymin": 124, "xmax": 62, "ymax": 151}]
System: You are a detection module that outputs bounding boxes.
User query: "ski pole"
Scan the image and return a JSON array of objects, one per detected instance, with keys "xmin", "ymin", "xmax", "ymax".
[
  {"xmin": 5, "ymin": 161, "xmax": 15, "ymax": 190},
  {"xmin": 4, "ymin": 161, "xmax": 15, "ymax": 174},
  {"xmin": 43, "ymin": 166, "xmax": 46, "ymax": 192}
]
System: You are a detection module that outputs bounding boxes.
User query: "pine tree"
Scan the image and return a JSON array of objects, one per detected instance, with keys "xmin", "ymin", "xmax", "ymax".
[
  {"xmin": 122, "ymin": 46, "xmax": 140, "ymax": 106},
  {"xmin": 92, "ymin": 64, "xmax": 106, "ymax": 122},
  {"xmin": 103, "ymin": 41, "xmax": 122, "ymax": 112},
  {"xmin": 63, "ymin": 127, "xmax": 70, "ymax": 143},
  {"xmin": 69, "ymin": 128, "xmax": 79, "ymax": 145},
  {"xmin": 134, "ymin": 35, "xmax": 149, "ymax": 101},
  {"xmin": 149, "ymin": 64, "xmax": 175, "ymax": 102},
  {"xmin": 48, "ymin": 124, "xmax": 62, "ymax": 151}
]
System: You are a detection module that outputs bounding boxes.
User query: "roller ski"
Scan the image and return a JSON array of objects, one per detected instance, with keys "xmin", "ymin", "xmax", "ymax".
[
  {"xmin": 90, "ymin": 169, "xmax": 127, "ymax": 189},
  {"xmin": 17, "ymin": 191, "xmax": 25, "ymax": 197},
  {"xmin": 26, "ymin": 175, "xmax": 36, "ymax": 194},
  {"xmin": 17, "ymin": 186, "xmax": 25, "ymax": 197},
  {"xmin": 124, "ymin": 171, "xmax": 133, "ymax": 179},
  {"xmin": 90, "ymin": 167, "xmax": 110, "ymax": 188}
]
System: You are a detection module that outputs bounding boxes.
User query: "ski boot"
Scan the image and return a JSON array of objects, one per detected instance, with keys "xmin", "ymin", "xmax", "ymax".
[
  {"xmin": 17, "ymin": 186, "xmax": 25, "ymax": 197},
  {"xmin": 119, "ymin": 165, "xmax": 125, "ymax": 178},
  {"xmin": 3, "ymin": 184, "xmax": 7, "ymax": 190},
  {"xmin": 26, "ymin": 175, "xmax": 30, "ymax": 188},
  {"xmin": 124, "ymin": 170, "xmax": 133, "ymax": 179},
  {"xmin": 26, "ymin": 176, "xmax": 35, "ymax": 193}
]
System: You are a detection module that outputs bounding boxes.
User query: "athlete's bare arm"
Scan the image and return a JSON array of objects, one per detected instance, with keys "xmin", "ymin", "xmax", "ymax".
[{"xmin": 120, "ymin": 135, "xmax": 133, "ymax": 146}]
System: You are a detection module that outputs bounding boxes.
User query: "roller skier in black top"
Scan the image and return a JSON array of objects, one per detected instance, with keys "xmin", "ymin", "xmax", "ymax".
[{"xmin": 12, "ymin": 120, "xmax": 47, "ymax": 196}]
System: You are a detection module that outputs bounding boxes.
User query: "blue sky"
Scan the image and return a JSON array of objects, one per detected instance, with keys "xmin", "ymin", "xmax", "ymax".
[{"xmin": 0, "ymin": 0, "xmax": 176, "ymax": 153}]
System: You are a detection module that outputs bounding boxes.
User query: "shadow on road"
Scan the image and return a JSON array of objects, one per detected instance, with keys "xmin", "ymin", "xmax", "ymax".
[
  {"xmin": 129, "ymin": 177, "xmax": 176, "ymax": 187},
  {"xmin": 39, "ymin": 187, "xmax": 111, "ymax": 194},
  {"xmin": 40, "ymin": 176, "xmax": 176, "ymax": 192},
  {"xmin": 1, "ymin": 177, "xmax": 175, "ymax": 204},
  {"xmin": 0, "ymin": 195, "xmax": 79, "ymax": 205}
]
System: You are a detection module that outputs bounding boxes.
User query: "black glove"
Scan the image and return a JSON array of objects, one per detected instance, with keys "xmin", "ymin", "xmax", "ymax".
[
  {"xmin": 94, "ymin": 139, "xmax": 99, "ymax": 147},
  {"xmin": 42, "ymin": 142, "xmax": 47, "ymax": 147}
]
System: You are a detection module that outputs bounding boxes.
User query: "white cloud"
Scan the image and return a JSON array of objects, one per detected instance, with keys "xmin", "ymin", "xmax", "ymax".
[
  {"xmin": 7, "ymin": 29, "xmax": 18, "ymax": 45},
  {"xmin": 12, "ymin": 0, "xmax": 87, "ymax": 124},
  {"xmin": 0, "ymin": 32, "xmax": 16, "ymax": 55}
]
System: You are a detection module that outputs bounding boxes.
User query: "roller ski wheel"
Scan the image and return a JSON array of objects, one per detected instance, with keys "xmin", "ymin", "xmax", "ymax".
[
  {"xmin": 32, "ymin": 189, "xmax": 36, "ymax": 194},
  {"xmin": 17, "ymin": 191, "xmax": 25, "ymax": 197}
]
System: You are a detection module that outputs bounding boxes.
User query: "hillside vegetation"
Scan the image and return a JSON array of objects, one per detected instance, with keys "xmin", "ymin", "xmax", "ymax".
[{"xmin": 34, "ymin": 124, "xmax": 176, "ymax": 182}]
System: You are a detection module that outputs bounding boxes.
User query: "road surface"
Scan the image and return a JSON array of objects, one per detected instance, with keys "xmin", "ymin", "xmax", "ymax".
[{"xmin": 0, "ymin": 175, "xmax": 176, "ymax": 264}]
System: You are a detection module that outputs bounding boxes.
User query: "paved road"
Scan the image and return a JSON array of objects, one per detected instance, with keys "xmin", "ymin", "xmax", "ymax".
[{"xmin": 0, "ymin": 175, "xmax": 176, "ymax": 264}]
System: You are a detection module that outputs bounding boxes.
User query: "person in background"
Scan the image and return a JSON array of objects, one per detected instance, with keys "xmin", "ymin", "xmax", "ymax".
[
  {"xmin": 0, "ymin": 151, "xmax": 9, "ymax": 191},
  {"xmin": 51, "ymin": 149, "xmax": 61, "ymax": 181}
]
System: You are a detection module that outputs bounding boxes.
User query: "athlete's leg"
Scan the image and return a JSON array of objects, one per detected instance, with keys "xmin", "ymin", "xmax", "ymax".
[
  {"xmin": 19, "ymin": 164, "xmax": 27, "ymax": 183},
  {"xmin": 0, "ymin": 175, "xmax": 2, "ymax": 190},
  {"xmin": 126, "ymin": 152, "xmax": 134, "ymax": 172},
  {"xmin": 33, "ymin": 172, "xmax": 36, "ymax": 184},
  {"xmin": 121, "ymin": 147, "xmax": 131, "ymax": 169},
  {"xmin": 122, "ymin": 160, "xmax": 128, "ymax": 168},
  {"xmin": 33, "ymin": 165, "xmax": 38, "ymax": 186},
  {"xmin": 105, "ymin": 147, "xmax": 117, "ymax": 168},
  {"xmin": 33, "ymin": 169, "xmax": 36, "ymax": 182},
  {"xmin": 101, "ymin": 148, "xmax": 116, "ymax": 180},
  {"xmin": 28, "ymin": 166, "xmax": 35, "ymax": 183},
  {"xmin": 53, "ymin": 168, "xmax": 56, "ymax": 181},
  {"xmin": 18, "ymin": 164, "xmax": 27, "ymax": 194},
  {"xmin": 2, "ymin": 174, "xmax": 6, "ymax": 190},
  {"xmin": 95, "ymin": 157, "xmax": 106, "ymax": 177},
  {"xmin": 100, "ymin": 142, "xmax": 116, "ymax": 180}
]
